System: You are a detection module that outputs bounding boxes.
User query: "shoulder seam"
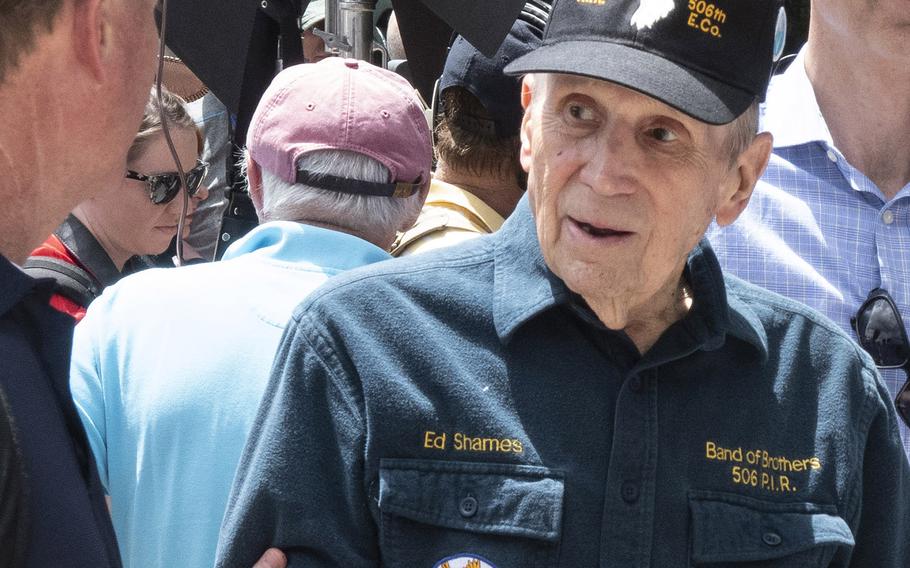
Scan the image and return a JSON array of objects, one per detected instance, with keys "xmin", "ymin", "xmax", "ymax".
[{"xmin": 298, "ymin": 253, "xmax": 494, "ymax": 312}]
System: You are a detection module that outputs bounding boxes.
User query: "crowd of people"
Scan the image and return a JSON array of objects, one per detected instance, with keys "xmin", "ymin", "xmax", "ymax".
[{"xmin": 0, "ymin": 0, "xmax": 908, "ymax": 567}]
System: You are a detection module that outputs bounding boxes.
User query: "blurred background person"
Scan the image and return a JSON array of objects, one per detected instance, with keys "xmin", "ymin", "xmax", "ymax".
[
  {"xmin": 392, "ymin": 19, "xmax": 542, "ymax": 256},
  {"xmin": 299, "ymin": 0, "xmax": 392, "ymax": 65},
  {"xmin": 299, "ymin": 0, "xmax": 333, "ymax": 63},
  {"xmin": 707, "ymin": 0, "xmax": 910, "ymax": 455},
  {"xmin": 69, "ymin": 58, "xmax": 431, "ymax": 568},
  {"xmin": 158, "ymin": 52, "xmax": 232, "ymax": 263},
  {"xmin": 0, "ymin": 1, "xmax": 160, "ymax": 565},
  {"xmin": 25, "ymin": 88, "xmax": 208, "ymax": 321}
]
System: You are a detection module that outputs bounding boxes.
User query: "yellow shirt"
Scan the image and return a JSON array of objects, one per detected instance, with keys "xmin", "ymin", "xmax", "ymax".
[{"xmin": 391, "ymin": 179, "xmax": 505, "ymax": 257}]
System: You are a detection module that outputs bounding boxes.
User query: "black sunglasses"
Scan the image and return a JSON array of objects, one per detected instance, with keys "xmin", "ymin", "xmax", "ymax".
[
  {"xmin": 125, "ymin": 160, "xmax": 208, "ymax": 205},
  {"xmin": 851, "ymin": 288, "xmax": 910, "ymax": 428}
]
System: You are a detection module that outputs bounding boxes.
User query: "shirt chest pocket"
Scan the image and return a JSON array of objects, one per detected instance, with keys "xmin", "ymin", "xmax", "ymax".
[
  {"xmin": 378, "ymin": 459, "xmax": 564, "ymax": 568},
  {"xmin": 688, "ymin": 491, "xmax": 854, "ymax": 567}
]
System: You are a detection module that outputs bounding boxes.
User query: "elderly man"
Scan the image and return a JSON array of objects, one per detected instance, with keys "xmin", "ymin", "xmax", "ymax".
[
  {"xmin": 217, "ymin": 1, "xmax": 910, "ymax": 566},
  {"xmin": 69, "ymin": 58, "xmax": 430, "ymax": 568},
  {"xmin": 0, "ymin": 1, "xmax": 158, "ymax": 565},
  {"xmin": 707, "ymin": 0, "xmax": 910, "ymax": 456}
]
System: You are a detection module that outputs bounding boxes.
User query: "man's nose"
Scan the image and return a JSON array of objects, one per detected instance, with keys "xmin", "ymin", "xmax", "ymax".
[
  {"xmin": 193, "ymin": 182, "xmax": 210, "ymax": 202},
  {"xmin": 577, "ymin": 126, "xmax": 639, "ymax": 196}
]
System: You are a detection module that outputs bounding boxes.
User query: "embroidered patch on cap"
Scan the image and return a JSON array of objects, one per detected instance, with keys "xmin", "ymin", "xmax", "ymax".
[
  {"xmin": 631, "ymin": 0, "xmax": 676, "ymax": 29},
  {"xmin": 434, "ymin": 555, "xmax": 498, "ymax": 568}
]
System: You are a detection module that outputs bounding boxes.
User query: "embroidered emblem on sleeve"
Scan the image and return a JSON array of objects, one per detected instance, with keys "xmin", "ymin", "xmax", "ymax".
[{"xmin": 434, "ymin": 555, "xmax": 498, "ymax": 568}]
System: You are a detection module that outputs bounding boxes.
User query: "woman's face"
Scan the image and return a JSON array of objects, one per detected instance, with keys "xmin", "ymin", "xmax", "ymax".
[{"xmin": 112, "ymin": 128, "xmax": 207, "ymax": 257}]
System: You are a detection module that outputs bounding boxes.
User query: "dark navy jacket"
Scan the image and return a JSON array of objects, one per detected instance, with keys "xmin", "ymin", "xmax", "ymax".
[
  {"xmin": 218, "ymin": 197, "xmax": 910, "ymax": 567},
  {"xmin": 0, "ymin": 381, "xmax": 27, "ymax": 567},
  {"xmin": 0, "ymin": 256, "xmax": 121, "ymax": 567}
]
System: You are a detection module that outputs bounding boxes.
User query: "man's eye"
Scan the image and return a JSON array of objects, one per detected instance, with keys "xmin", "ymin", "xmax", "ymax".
[
  {"xmin": 567, "ymin": 103, "xmax": 596, "ymax": 122},
  {"xmin": 648, "ymin": 127, "xmax": 678, "ymax": 142}
]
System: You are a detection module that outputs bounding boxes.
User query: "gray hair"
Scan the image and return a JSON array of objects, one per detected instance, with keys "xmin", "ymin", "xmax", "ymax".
[
  {"xmin": 723, "ymin": 100, "xmax": 760, "ymax": 164},
  {"xmin": 258, "ymin": 149, "xmax": 424, "ymax": 240}
]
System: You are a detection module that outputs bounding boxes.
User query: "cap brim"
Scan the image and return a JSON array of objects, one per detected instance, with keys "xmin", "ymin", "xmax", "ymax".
[{"xmin": 504, "ymin": 40, "xmax": 755, "ymax": 125}]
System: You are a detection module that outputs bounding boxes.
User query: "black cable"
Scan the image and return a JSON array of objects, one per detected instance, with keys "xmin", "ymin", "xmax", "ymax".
[{"xmin": 154, "ymin": 0, "xmax": 190, "ymax": 266}]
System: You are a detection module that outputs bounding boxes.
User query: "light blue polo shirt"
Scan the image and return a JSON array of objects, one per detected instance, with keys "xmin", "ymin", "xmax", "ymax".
[{"xmin": 69, "ymin": 221, "xmax": 390, "ymax": 568}]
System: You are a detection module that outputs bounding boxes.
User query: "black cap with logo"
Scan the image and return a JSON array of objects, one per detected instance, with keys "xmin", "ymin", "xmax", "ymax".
[{"xmin": 505, "ymin": 0, "xmax": 786, "ymax": 124}]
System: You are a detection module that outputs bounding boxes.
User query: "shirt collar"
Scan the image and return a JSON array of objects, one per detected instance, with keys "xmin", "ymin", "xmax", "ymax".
[
  {"xmin": 492, "ymin": 196, "xmax": 768, "ymax": 359},
  {"xmin": 761, "ymin": 48, "xmax": 833, "ymax": 148},
  {"xmin": 54, "ymin": 214, "xmax": 122, "ymax": 287},
  {"xmin": 428, "ymin": 179, "xmax": 507, "ymax": 232},
  {"xmin": 492, "ymin": 195, "xmax": 572, "ymax": 342},
  {"xmin": 681, "ymin": 241, "xmax": 769, "ymax": 361},
  {"xmin": 223, "ymin": 220, "xmax": 391, "ymax": 271}
]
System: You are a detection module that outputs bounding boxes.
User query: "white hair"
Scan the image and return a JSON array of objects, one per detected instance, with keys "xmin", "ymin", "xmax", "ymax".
[{"xmin": 258, "ymin": 149, "xmax": 424, "ymax": 242}]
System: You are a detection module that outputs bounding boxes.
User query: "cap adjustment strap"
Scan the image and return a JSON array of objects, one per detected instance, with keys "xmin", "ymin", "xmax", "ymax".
[{"xmin": 295, "ymin": 170, "xmax": 421, "ymax": 198}]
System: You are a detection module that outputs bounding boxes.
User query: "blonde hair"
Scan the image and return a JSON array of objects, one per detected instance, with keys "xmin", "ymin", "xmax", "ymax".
[{"xmin": 127, "ymin": 87, "xmax": 202, "ymax": 164}]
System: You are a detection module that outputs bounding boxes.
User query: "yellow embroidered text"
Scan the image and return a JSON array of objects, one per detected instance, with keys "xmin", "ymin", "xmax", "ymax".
[
  {"xmin": 705, "ymin": 440, "xmax": 821, "ymax": 494},
  {"xmin": 423, "ymin": 430, "xmax": 524, "ymax": 454},
  {"xmin": 687, "ymin": 0, "xmax": 726, "ymax": 38}
]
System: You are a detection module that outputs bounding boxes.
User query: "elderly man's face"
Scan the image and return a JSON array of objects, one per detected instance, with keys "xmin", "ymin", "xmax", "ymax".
[{"xmin": 520, "ymin": 74, "xmax": 759, "ymax": 332}]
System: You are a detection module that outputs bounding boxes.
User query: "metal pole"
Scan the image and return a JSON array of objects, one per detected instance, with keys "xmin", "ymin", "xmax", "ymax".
[
  {"xmin": 339, "ymin": 0, "xmax": 375, "ymax": 61},
  {"xmin": 324, "ymin": 0, "xmax": 338, "ymax": 42}
]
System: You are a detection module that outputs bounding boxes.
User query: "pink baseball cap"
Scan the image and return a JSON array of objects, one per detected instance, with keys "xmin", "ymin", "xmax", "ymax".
[{"xmin": 248, "ymin": 58, "xmax": 432, "ymax": 197}]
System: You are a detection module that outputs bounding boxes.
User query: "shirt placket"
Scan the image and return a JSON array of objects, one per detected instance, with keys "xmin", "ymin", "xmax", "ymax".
[
  {"xmin": 599, "ymin": 367, "xmax": 658, "ymax": 567},
  {"xmin": 877, "ymin": 193, "xmax": 910, "ymax": 452}
]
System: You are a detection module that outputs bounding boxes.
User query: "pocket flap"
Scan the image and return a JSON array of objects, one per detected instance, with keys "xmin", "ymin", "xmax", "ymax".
[
  {"xmin": 379, "ymin": 459, "xmax": 564, "ymax": 542},
  {"xmin": 689, "ymin": 491, "xmax": 855, "ymax": 563}
]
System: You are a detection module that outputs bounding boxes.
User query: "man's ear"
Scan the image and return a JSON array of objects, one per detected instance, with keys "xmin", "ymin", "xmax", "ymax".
[
  {"xmin": 715, "ymin": 132, "xmax": 773, "ymax": 227},
  {"xmin": 397, "ymin": 179, "xmax": 431, "ymax": 232},
  {"xmin": 247, "ymin": 156, "xmax": 265, "ymax": 214},
  {"xmin": 71, "ymin": 0, "xmax": 107, "ymax": 82},
  {"xmin": 520, "ymin": 75, "xmax": 534, "ymax": 110},
  {"xmin": 519, "ymin": 76, "xmax": 535, "ymax": 174}
]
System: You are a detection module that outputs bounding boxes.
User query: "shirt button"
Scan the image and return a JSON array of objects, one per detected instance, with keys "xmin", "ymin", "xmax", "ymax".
[
  {"xmin": 826, "ymin": 149, "xmax": 838, "ymax": 163},
  {"xmin": 621, "ymin": 481, "xmax": 640, "ymax": 503},
  {"xmin": 762, "ymin": 531, "xmax": 783, "ymax": 547},
  {"xmin": 882, "ymin": 210, "xmax": 894, "ymax": 225},
  {"xmin": 628, "ymin": 376, "xmax": 643, "ymax": 393},
  {"xmin": 459, "ymin": 496, "xmax": 478, "ymax": 518}
]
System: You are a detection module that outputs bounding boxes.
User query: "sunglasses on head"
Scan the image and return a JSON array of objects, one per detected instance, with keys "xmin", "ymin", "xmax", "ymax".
[
  {"xmin": 125, "ymin": 160, "xmax": 208, "ymax": 205},
  {"xmin": 851, "ymin": 288, "xmax": 910, "ymax": 428}
]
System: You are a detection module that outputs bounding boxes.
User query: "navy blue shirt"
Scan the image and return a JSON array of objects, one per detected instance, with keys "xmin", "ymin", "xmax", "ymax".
[
  {"xmin": 218, "ymin": 197, "xmax": 910, "ymax": 567},
  {"xmin": 0, "ymin": 255, "xmax": 121, "ymax": 567},
  {"xmin": 0, "ymin": 381, "xmax": 27, "ymax": 567}
]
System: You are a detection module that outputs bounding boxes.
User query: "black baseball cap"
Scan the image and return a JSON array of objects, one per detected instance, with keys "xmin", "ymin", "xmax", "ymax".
[
  {"xmin": 505, "ymin": 0, "xmax": 786, "ymax": 125},
  {"xmin": 440, "ymin": 19, "xmax": 543, "ymax": 137}
]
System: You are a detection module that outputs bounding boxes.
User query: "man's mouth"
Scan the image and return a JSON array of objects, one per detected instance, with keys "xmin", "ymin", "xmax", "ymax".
[{"xmin": 571, "ymin": 217, "xmax": 632, "ymax": 238}]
